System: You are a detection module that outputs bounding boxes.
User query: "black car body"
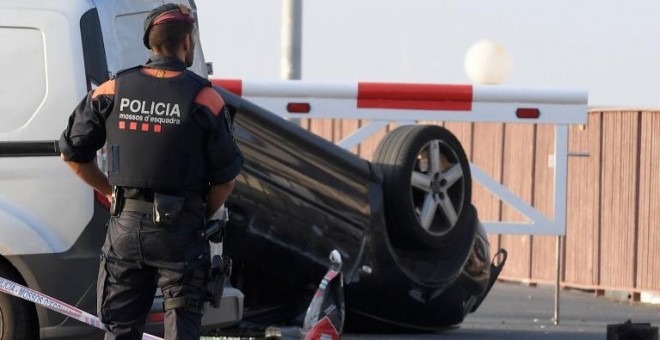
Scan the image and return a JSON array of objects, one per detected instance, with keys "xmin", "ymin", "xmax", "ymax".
[{"xmin": 215, "ymin": 85, "xmax": 506, "ymax": 331}]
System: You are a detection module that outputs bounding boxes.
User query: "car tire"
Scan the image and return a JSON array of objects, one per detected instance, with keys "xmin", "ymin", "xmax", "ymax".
[
  {"xmin": 373, "ymin": 125, "xmax": 472, "ymax": 250},
  {"xmin": 0, "ymin": 262, "xmax": 39, "ymax": 340}
]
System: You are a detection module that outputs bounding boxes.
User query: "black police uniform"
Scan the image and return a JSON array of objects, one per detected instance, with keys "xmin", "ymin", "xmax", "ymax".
[{"xmin": 59, "ymin": 54, "xmax": 243, "ymax": 339}]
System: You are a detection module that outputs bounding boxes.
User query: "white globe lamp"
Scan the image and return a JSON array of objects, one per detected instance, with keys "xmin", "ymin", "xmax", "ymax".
[{"xmin": 464, "ymin": 40, "xmax": 512, "ymax": 85}]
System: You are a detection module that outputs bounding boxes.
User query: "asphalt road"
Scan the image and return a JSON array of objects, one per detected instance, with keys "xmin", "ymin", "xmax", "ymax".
[
  {"xmin": 345, "ymin": 282, "xmax": 660, "ymax": 339},
  {"xmin": 73, "ymin": 281, "xmax": 660, "ymax": 339}
]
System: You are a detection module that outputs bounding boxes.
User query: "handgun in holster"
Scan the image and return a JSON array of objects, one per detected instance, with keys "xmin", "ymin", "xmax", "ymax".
[
  {"xmin": 207, "ymin": 255, "xmax": 232, "ymax": 308},
  {"xmin": 202, "ymin": 206, "xmax": 229, "ymax": 243},
  {"xmin": 202, "ymin": 219, "xmax": 225, "ymax": 243}
]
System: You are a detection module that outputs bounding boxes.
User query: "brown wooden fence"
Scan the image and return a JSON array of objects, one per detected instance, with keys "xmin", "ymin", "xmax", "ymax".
[{"xmin": 299, "ymin": 109, "xmax": 660, "ymax": 296}]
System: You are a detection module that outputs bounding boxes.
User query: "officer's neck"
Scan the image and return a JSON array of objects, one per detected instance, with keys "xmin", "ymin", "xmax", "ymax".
[{"xmin": 151, "ymin": 50, "xmax": 186, "ymax": 65}]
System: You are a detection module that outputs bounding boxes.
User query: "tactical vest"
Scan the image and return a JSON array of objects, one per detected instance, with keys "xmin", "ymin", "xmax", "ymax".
[{"xmin": 105, "ymin": 67, "xmax": 210, "ymax": 192}]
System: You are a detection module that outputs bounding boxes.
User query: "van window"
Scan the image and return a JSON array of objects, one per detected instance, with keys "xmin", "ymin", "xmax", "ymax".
[
  {"xmin": 115, "ymin": 12, "xmax": 151, "ymax": 70},
  {"xmin": 81, "ymin": 9, "xmax": 109, "ymax": 90},
  {"xmin": 113, "ymin": 10, "xmax": 207, "ymax": 77},
  {"xmin": 0, "ymin": 27, "xmax": 46, "ymax": 133}
]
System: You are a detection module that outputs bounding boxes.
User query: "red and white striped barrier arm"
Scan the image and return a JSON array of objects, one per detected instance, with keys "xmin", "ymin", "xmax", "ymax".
[
  {"xmin": 211, "ymin": 79, "xmax": 588, "ymax": 125},
  {"xmin": 0, "ymin": 276, "xmax": 163, "ymax": 340}
]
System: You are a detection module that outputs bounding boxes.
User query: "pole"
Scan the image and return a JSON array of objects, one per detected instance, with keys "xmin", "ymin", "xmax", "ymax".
[
  {"xmin": 552, "ymin": 124, "xmax": 569, "ymax": 325},
  {"xmin": 280, "ymin": 0, "xmax": 302, "ymax": 80},
  {"xmin": 553, "ymin": 235, "xmax": 562, "ymax": 325}
]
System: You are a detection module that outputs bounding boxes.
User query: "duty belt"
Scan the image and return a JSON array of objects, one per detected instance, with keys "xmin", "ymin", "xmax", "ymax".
[{"xmin": 122, "ymin": 199, "xmax": 154, "ymax": 214}]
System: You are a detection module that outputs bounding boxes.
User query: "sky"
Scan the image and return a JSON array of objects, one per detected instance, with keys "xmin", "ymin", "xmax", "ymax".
[{"xmin": 195, "ymin": 0, "xmax": 660, "ymax": 108}]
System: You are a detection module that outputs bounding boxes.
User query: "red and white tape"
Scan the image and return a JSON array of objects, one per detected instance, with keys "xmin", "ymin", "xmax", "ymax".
[{"xmin": 0, "ymin": 276, "xmax": 163, "ymax": 340}]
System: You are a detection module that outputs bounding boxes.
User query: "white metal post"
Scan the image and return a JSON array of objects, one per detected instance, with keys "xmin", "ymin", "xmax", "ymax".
[
  {"xmin": 553, "ymin": 125, "xmax": 569, "ymax": 235},
  {"xmin": 553, "ymin": 124, "xmax": 569, "ymax": 324},
  {"xmin": 280, "ymin": 0, "xmax": 302, "ymax": 80},
  {"xmin": 554, "ymin": 235, "xmax": 562, "ymax": 325},
  {"xmin": 338, "ymin": 121, "xmax": 390, "ymax": 150}
]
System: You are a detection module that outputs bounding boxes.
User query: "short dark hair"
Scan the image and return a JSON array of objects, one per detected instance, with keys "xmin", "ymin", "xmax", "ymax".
[{"xmin": 148, "ymin": 21, "xmax": 194, "ymax": 53}]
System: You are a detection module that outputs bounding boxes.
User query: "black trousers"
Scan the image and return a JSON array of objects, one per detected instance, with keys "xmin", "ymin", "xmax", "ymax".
[{"xmin": 97, "ymin": 211, "xmax": 209, "ymax": 340}]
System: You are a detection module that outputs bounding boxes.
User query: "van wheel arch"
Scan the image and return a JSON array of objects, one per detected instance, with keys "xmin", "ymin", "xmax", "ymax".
[{"xmin": 0, "ymin": 256, "xmax": 40, "ymax": 340}]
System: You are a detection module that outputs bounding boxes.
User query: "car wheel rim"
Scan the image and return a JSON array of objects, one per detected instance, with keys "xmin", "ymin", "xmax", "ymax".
[{"xmin": 410, "ymin": 139, "xmax": 466, "ymax": 236}]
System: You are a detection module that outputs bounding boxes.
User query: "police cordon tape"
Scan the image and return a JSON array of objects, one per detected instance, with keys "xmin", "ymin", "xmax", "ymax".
[{"xmin": 0, "ymin": 276, "xmax": 163, "ymax": 340}]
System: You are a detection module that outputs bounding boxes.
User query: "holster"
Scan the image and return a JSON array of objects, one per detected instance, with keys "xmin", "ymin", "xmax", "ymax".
[
  {"xmin": 207, "ymin": 255, "xmax": 232, "ymax": 308},
  {"xmin": 202, "ymin": 219, "xmax": 226, "ymax": 243}
]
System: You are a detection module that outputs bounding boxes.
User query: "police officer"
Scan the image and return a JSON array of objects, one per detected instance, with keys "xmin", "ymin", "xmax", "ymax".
[{"xmin": 59, "ymin": 3, "xmax": 243, "ymax": 339}]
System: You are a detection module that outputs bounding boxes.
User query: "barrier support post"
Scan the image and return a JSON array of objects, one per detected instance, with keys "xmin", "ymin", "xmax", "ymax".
[
  {"xmin": 552, "ymin": 125, "xmax": 569, "ymax": 325},
  {"xmin": 554, "ymin": 235, "xmax": 562, "ymax": 325}
]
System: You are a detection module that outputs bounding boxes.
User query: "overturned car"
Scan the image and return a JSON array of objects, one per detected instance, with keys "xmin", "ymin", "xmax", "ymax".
[{"xmin": 212, "ymin": 81, "xmax": 507, "ymax": 331}]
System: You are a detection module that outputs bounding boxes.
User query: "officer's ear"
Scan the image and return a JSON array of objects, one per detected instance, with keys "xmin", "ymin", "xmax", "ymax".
[{"xmin": 182, "ymin": 34, "xmax": 192, "ymax": 52}]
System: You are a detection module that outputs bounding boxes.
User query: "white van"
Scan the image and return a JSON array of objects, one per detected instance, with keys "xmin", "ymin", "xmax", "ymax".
[{"xmin": 0, "ymin": 1, "xmax": 242, "ymax": 338}]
